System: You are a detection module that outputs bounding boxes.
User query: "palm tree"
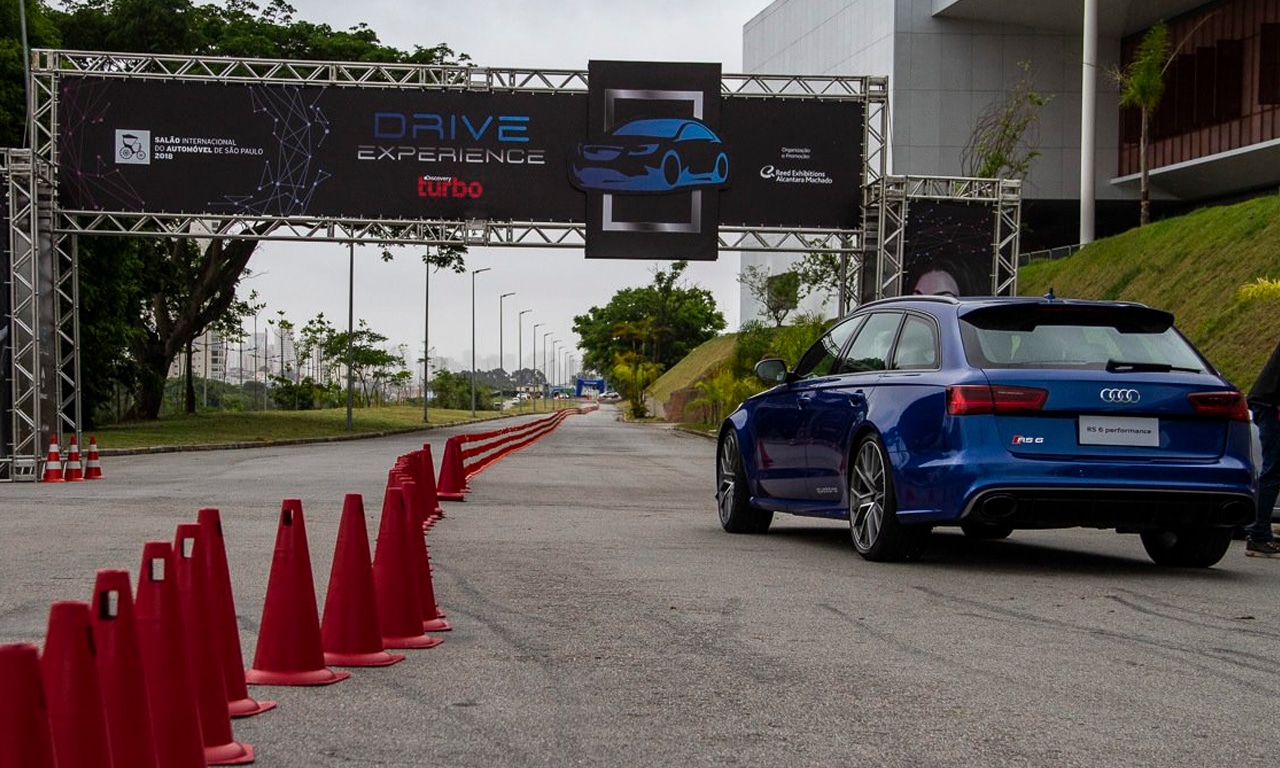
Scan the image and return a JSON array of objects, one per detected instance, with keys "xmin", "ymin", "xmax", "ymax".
[{"xmin": 1116, "ymin": 22, "xmax": 1171, "ymax": 227}]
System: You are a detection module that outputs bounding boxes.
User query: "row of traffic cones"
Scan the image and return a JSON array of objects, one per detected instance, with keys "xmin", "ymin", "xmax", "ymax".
[
  {"xmin": 41, "ymin": 435, "xmax": 104, "ymax": 483},
  {"xmin": 2, "ymin": 442, "xmax": 453, "ymax": 766}
]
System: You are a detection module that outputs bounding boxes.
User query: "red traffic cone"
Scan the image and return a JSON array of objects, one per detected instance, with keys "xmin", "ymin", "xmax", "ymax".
[
  {"xmin": 173, "ymin": 524, "xmax": 254, "ymax": 765},
  {"xmin": 436, "ymin": 436, "xmax": 467, "ymax": 501},
  {"xmin": 0, "ymin": 643, "xmax": 57, "ymax": 768},
  {"xmin": 419, "ymin": 443, "xmax": 446, "ymax": 524},
  {"xmin": 320, "ymin": 494, "xmax": 405, "ymax": 667},
  {"xmin": 196, "ymin": 509, "xmax": 276, "ymax": 718},
  {"xmin": 40, "ymin": 437, "xmax": 63, "ymax": 483},
  {"xmin": 90, "ymin": 570, "xmax": 159, "ymax": 768},
  {"xmin": 134, "ymin": 541, "xmax": 213, "ymax": 768},
  {"xmin": 400, "ymin": 480, "xmax": 451, "ymax": 634},
  {"xmin": 373, "ymin": 476, "xmax": 442, "ymax": 649},
  {"xmin": 64, "ymin": 436, "xmax": 83, "ymax": 481},
  {"xmin": 40, "ymin": 601, "xmax": 114, "ymax": 768},
  {"xmin": 84, "ymin": 436, "xmax": 104, "ymax": 480},
  {"xmin": 246, "ymin": 499, "xmax": 350, "ymax": 686}
]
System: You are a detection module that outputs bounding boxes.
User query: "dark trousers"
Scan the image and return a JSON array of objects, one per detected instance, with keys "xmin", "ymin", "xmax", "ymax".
[{"xmin": 1247, "ymin": 402, "xmax": 1280, "ymax": 542}]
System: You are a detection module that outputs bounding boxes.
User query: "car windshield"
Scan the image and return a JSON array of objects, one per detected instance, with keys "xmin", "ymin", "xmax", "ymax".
[
  {"xmin": 612, "ymin": 119, "xmax": 682, "ymax": 139},
  {"xmin": 959, "ymin": 303, "xmax": 1208, "ymax": 372}
]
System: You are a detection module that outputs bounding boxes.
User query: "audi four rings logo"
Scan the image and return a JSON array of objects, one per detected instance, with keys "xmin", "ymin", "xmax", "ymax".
[{"xmin": 1099, "ymin": 388, "xmax": 1141, "ymax": 403}]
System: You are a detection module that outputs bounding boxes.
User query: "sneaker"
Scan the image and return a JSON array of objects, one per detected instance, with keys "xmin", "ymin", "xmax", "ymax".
[{"xmin": 1246, "ymin": 539, "xmax": 1280, "ymax": 558}]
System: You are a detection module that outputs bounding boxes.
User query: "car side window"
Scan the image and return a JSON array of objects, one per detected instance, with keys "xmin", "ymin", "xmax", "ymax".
[
  {"xmin": 679, "ymin": 123, "xmax": 715, "ymax": 142},
  {"xmin": 793, "ymin": 317, "xmax": 863, "ymax": 379},
  {"xmin": 891, "ymin": 315, "xmax": 939, "ymax": 370},
  {"xmin": 838, "ymin": 312, "xmax": 902, "ymax": 373}
]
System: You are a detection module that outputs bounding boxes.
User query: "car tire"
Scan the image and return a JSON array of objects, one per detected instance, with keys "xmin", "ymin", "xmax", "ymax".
[
  {"xmin": 1139, "ymin": 528, "xmax": 1234, "ymax": 568},
  {"xmin": 717, "ymin": 430, "xmax": 772, "ymax": 534},
  {"xmin": 848, "ymin": 434, "xmax": 926, "ymax": 561},
  {"xmin": 960, "ymin": 522, "xmax": 1014, "ymax": 540}
]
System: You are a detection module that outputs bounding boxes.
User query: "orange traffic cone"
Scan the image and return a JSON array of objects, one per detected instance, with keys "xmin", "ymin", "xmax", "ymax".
[
  {"xmin": 84, "ymin": 436, "xmax": 104, "ymax": 480},
  {"xmin": 40, "ymin": 601, "xmax": 114, "ymax": 768},
  {"xmin": 246, "ymin": 499, "xmax": 350, "ymax": 686},
  {"xmin": 0, "ymin": 643, "xmax": 57, "ymax": 768},
  {"xmin": 134, "ymin": 541, "xmax": 213, "ymax": 768},
  {"xmin": 40, "ymin": 437, "xmax": 63, "ymax": 483},
  {"xmin": 64, "ymin": 436, "xmax": 83, "ymax": 481},
  {"xmin": 372, "ymin": 475, "xmax": 443, "ymax": 649},
  {"xmin": 173, "ymin": 524, "xmax": 254, "ymax": 765},
  {"xmin": 90, "ymin": 570, "xmax": 160, "ymax": 768},
  {"xmin": 196, "ymin": 508, "xmax": 275, "ymax": 718},
  {"xmin": 320, "ymin": 493, "xmax": 405, "ymax": 667}
]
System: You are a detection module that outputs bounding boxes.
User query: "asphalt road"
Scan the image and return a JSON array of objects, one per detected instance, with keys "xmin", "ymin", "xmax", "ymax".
[{"xmin": 3, "ymin": 405, "xmax": 1280, "ymax": 767}]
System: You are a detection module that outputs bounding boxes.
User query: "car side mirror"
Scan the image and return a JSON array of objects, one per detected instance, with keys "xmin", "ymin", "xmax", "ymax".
[{"xmin": 754, "ymin": 358, "xmax": 789, "ymax": 384}]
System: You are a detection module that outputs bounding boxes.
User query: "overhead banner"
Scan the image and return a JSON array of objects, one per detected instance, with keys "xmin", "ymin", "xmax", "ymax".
[
  {"xmin": 577, "ymin": 61, "xmax": 723, "ymax": 260},
  {"xmin": 55, "ymin": 66, "xmax": 866, "ymax": 259},
  {"xmin": 57, "ymin": 77, "xmax": 587, "ymax": 222}
]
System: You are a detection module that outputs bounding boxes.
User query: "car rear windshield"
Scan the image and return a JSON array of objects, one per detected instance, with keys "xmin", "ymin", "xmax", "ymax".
[{"xmin": 958, "ymin": 303, "xmax": 1209, "ymax": 372}]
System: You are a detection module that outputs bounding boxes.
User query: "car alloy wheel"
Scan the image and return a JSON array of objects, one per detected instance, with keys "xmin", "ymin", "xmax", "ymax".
[
  {"xmin": 849, "ymin": 437, "xmax": 888, "ymax": 553},
  {"xmin": 847, "ymin": 434, "xmax": 922, "ymax": 561},
  {"xmin": 716, "ymin": 431, "xmax": 772, "ymax": 534}
]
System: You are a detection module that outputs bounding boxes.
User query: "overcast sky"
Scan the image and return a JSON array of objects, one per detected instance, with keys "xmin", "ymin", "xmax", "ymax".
[{"xmin": 247, "ymin": 0, "xmax": 767, "ymax": 377}]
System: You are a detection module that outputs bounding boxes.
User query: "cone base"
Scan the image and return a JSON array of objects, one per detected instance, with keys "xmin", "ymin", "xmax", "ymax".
[
  {"xmin": 245, "ymin": 667, "xmax": 351, "ymax": 686},
  {"xmin": 423, "ymin": 617, "xmax": 453, "ymax": 632},
  {"xmin": 205, "ymin": 740, "xmax": 255, "ymax": 765},
  {"xmin": 438, "ymin": 492, "xmax": 465, "ymax": 502},
  {"xmin": 40, "ymin": 476, "xmax": 64, "ymax": 483},
  {"xmin": 228, "ymin": 696, "xmax": 278, "ymax": 718},
  {"xmin": 382, "ymin": 633, "xmax": 444, "ymax": 649},
  {"xmin": 324, "ymin": 649, "xmax": 406, "ymax": 667}
]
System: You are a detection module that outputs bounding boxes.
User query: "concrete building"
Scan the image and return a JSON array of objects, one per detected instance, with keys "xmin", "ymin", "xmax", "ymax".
[{"xmin": 740, "ymin": 0, "xmax": 1280, "ymax": 322}]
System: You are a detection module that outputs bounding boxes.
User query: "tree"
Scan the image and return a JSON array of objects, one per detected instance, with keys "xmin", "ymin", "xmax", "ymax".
[
  {"xmin": 24, "ymin": 0, "xmax": 470, "ymax": 420},
  {"xmin": 791, "ymin": 249, "xmax": 857, "ymax": 314},
  {"xmin": 0, "ymin": 0, "xmax": 60, "ymax": 147},
  {"xmin": 573, "ymin": 261, "xmax": 726, "ymax": 374},
  {"xmin": 1113, "ymin": 22, "xmax": 1171, "ymax": 227},
  {"xmin": 962, "ymin": 60, "xmax": 1051, "ymax": 180},
  {"xmin": 739, "ymin": 264, "xmax": 801, "ymax": 327}
]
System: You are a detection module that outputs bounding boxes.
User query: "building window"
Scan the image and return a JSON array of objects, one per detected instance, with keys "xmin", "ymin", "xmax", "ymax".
[
  {"xmin": 1217, "ymin": 39, "xmax": 1243, "ymax": 120},
  {"xmin": 1261, "ymin": 25, "xmax": 1280, "ymax": 106}
]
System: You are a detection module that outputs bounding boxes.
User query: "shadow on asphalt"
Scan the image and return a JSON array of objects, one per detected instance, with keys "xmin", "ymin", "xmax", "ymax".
[{"xmin": 761, "ymin": 524, "xmax": 1248, "ymax": 580}]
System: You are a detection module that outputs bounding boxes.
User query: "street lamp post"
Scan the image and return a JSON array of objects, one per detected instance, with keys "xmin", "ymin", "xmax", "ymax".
[
  {"xmin": 518, "ymin": 309, "xmax": 531, "ymax": 407},
  {"xmin": 552, "ymin": 340, "xmax": 563, "ymax": 396},
  {"xmin": 423, "ymin": 261, "xmax": 432, "ymax": 423},
  {"xmin": 531, "ymin": 322, "xmax": 544, "ymax": 410},
  {"xmin": 499, "ymin": 292, "xmax": 515, "ymax": 378},
  {"xmin": 543, "ymin": 333, "xmax": 553, "ymax": 403},
  {"xmin": 470, "ymin": 266, "xmax": 491, "ymax": 416}
]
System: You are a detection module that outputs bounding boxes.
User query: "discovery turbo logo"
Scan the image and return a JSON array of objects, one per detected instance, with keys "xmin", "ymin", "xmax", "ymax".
[{"xmin": 419, "ymin": 174, "xmax": 484, "ymax": 199}]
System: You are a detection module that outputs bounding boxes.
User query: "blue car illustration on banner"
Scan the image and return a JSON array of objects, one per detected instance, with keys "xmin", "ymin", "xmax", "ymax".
[{"xmin": 570, "ymin": 118, "xmax": 729, "ymax": 193}]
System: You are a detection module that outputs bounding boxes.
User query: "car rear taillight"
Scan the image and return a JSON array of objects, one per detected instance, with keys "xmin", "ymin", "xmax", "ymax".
[
  {"xmin": 947, "ymin": 385, "xmax": 1048, "ymax": 415},
  {"xmin": 1188, "ymin": 391, "xmax": 1250, "ymax": 421}
]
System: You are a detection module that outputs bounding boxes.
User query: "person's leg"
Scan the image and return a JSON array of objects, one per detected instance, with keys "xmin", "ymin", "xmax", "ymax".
[
  {"xmin": 1247, "ymin": 403, "xmax": 1280, "ymax": 545},
  {"xmin": 1259, "ymin": 407, "xmax": 1280, "ymax": 527}
]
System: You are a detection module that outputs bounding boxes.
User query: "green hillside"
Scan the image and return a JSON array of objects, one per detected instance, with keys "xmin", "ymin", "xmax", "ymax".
[
  {"xmin": 1018, "ymin": 194, "xmax": 1280, "ymax": 390},
  {"xmin": 650, "ymin": 193, "xmax": 1280, "ymax": 418}
]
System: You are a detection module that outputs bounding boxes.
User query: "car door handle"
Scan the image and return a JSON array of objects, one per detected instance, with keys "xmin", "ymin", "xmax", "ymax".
[{"xmin": 797, "ymin": 393, "xmax": 814, "ymax": 409}]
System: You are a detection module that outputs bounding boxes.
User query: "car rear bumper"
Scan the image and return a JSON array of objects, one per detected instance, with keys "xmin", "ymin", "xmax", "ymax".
[{"xmin": 954, "ymin": 487, "xmax": 1255, "ymax": 530}]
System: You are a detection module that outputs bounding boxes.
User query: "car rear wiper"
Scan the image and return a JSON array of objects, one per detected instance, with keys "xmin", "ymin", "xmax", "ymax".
[{"xmin": 1105, "ymin": 359, "xmax": 1200, "ymax": 373}]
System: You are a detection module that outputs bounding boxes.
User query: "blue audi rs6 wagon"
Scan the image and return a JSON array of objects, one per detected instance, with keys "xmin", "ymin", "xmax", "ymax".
[{"xmin": 716, "ymin": 295, "xmax": 1257, "ymax": 567}]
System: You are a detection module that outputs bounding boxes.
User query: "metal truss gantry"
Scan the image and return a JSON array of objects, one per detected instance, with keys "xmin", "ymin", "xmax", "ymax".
[
  {"xmin": 862, "ymin": 175, "xmax": 1022, "ymax": 300},
  {"xmin": 3, "ymin": 50, "xmax": 892, "ymax": 480}
]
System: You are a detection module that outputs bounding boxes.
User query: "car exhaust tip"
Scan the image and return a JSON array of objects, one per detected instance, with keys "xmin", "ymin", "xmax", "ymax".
[{"xmin": 980, "ymin": 494, "xmax": 1018, "ymax": 521}]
